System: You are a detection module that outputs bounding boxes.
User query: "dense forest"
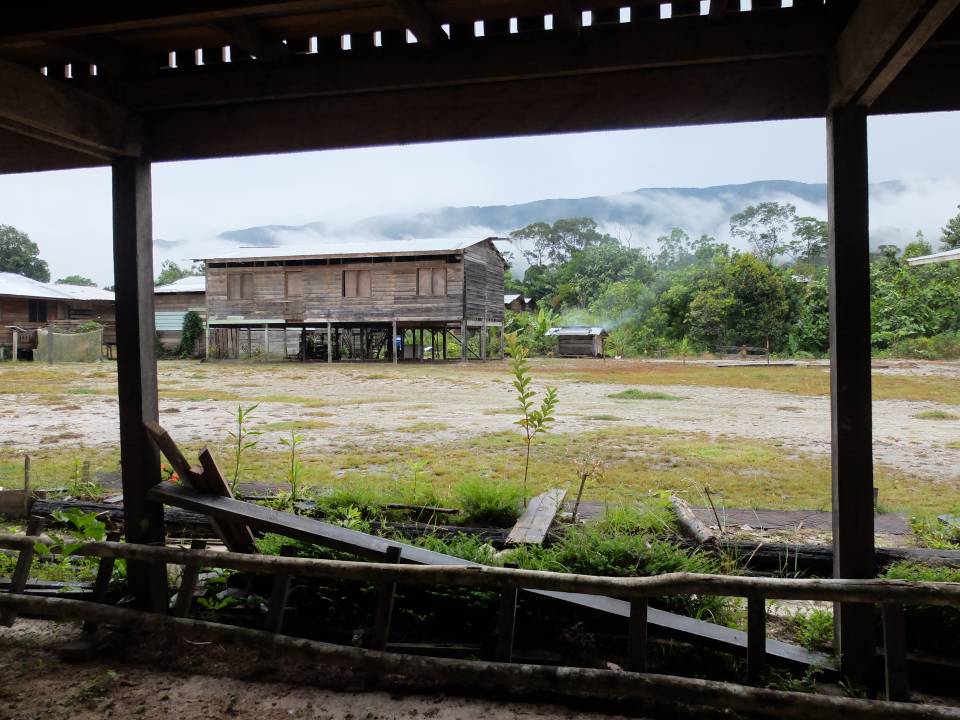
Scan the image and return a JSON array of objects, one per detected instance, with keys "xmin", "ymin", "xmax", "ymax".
[{"xmin": 505, "ymin": 203, "xmax": 960, "ymax": 359}]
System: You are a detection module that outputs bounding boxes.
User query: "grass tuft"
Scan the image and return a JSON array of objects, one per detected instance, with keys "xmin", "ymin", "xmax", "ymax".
[
  {"xmin": 913, "ymin": 410, "xmax": 959, "ymax": 421},
  {"xmin": 608, "ymin": 389, "xmax": 682, "ymax": 401}
]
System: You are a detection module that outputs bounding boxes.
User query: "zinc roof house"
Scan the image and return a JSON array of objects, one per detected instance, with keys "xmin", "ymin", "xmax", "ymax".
[
  {"xmin": 153, "ymin": 275, "xmax": 207, "ymax": 353},
  {"xmin": 546, "ymin": 326, "xmax": 608, "ymax": 358},
  {"xmin": 203, "ymin": 238, "xmax": 505, "ymax": 361},
  {"xmin": 906, "ymin": 248, "xmax": 960, "ymax": 266},
  {"xmin": 0, "ymin": 272, "xmax": 115, "ymax": 357}
]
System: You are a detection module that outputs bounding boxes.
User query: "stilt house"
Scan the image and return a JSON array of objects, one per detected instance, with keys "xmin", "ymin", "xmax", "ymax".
[{"xmin": 203, "ymin": 238, "xmax": 506, "ymax": 361}]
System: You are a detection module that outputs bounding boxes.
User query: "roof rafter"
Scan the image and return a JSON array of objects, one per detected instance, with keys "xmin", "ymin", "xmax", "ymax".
[
  {"xmin": 210, "ymin": 17, "xmax": 292, "ymax": 63},
  {"xmin": 0, "ymin": 56, "xmax": 140, "ymax": 159},
  {"xmin": 831, "ymin": 0, "xmax": 960, "ymax": 108},
  {"xmin": 391, "ymin": 0, "xmax": 447, "ymax": 48}
]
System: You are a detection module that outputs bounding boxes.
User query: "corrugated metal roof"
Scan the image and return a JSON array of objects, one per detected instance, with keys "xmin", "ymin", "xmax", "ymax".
[
  {"xmin": 203, "ymin": 237, "xmax": 501, "ymax": 263},
  {"xmin": 907, "ymin": 248, "xmax": 960, "ymax": 266},
  {"xmin": 0, "ymin": 272, "xmax": 114, "ymax": 301},
  {"xmin": 504, "ymin": 293, "xmax": 521, "ymax": 304},
  {"xmin": 54, "ymin": 283, "xmax": 114, "ymax": 301},
  {"xmin": 546, "ymin": 326, "xmax": 607, "ymax": 336},
  {"xmin": 155, "ymin": 275, "xmax": 206, "ymax": 293}
]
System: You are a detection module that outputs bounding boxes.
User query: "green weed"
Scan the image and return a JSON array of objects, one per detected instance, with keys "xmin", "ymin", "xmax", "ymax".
[
  {"xmin": 790, "ymin": 608, "xmax": 833, "ymax": 651},
  {"xmin": 455, "ymin": 476, "xmax": 523, "ymax": 526},
  {"xmin": 608, "ymin": 389, "xmax": 682, "ymax": 401},
  {"xmin": 914, "ymin": 410, "xmax": 959, "ymax": 421}
]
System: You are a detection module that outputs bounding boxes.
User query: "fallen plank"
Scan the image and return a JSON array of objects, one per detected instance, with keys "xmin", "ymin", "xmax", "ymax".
[
  {"xmin": 149, "ymin": 483, "xmax": 832, "ymax": 671},
  {"xmin": 506, "ymin": 489, "xmax": 565, "ymax": 546},
  {"xmin": 670, "ymin": 495, "xmax": 715, "ymax": 545}
]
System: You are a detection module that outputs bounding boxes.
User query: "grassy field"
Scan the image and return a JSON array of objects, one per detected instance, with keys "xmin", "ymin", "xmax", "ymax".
[{"xmin": 2, "ymin": 424, "xmax": 954, "ymax": 516}]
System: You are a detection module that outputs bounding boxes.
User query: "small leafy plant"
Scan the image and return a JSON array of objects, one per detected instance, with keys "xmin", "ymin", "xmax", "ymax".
[
  {"xmin": 571, "ymin": 456, "xmax": 604, "ymax": 522},
  {"xmin": 507, "ymin": 334, "xmax": 558, "ymax": 505},
  {"xmin": 34, "ymin": 509, "xmax": 107, "ymax": 581},
  {"xmin": 278, "ymin": 429, "xmax": 305, "ymax": 503},
  {"xmin": 227, "ymin": 403, "xmax": 261, "ymax": 493}
]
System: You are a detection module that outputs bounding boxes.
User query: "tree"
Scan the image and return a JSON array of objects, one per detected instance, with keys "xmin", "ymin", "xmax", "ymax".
[
  {"xmin": 56, "ymin": 275, "xmax": 96, "ymax": 287},
  {"xmin": 941, "ymin": 205, "xmax": 960, "ymax": 250},
  {"xmin": 902, "ymin": 230, "xmax": 933, "ymax": 260},
  {"xmin": 654, "ymin": 227, "xmax": 693, "ymax": 269},
  {"xmin": 729, "ymin": 202, "xmax": 797, "ymax": 262},
  {"xmin": 790, "ymin": 216, "xmax": 828, "ymax": 266},
  {"xmin": 0, "ymin": 225, "xmax": 50, "ymax": 281},
  {"xmin": 155, "ymin": 260, "xmax": 203, "ymax": 286},
  {"xmin": 510, "ymin": 217, "xmax": 607, "ymax": 267}
]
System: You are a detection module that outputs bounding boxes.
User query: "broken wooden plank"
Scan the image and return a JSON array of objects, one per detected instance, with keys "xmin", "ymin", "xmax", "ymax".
[
  {"xmin": 506, "ymin": 489, "xmax": 565, "ymax": 546},
  {"xmin": 195, "ymin": 448, "xmax": 257, "ymax": 553},
  {"xmin": 670, "ymin": 494, "xmax": 716, "ymax": 545}
]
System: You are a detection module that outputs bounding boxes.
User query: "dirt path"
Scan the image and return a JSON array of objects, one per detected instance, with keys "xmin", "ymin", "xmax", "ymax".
[
  {"xmin": 1, "ymin": 360, "xmax": 957, "ymax": 481},
  {"xmin": 0, "ymin": 619, "xmax": 638, "ymax": 720}
]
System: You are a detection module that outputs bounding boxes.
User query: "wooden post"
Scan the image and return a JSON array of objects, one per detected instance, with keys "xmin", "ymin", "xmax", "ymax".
[
  {"xmin": 392, "ymin": 320, "xmax": 398, "ymax": 364},
  {"xmin": 22, "ymin": 455, "xmax": 30, "ymax": 517},
  {"xmin": 496, "ymin": 563, "xmax": 519, "ymax": 662},
  {"xmin": 881, "ymin": 604, "xmax": 909, "ymax": 701},
  {"xmin": 442, "ymin": 326, "xmax": 447, "ymax": 360},
  {"xmin": 204, "ymin": 323, "xmax": 210, "ymax": 359},
  {"xmin": 0, "ymin": 516, "xmax": 44, "ymax": 626},
  {"xmin": 480, "ymin": 320, "xmax": 487, "ymax": 361},
  {"xmin": 263, "ymin": 324, "xmax": 269, "ymax": 360},
  {"xmin": 83, "ymin": 530, "xmax": 122, "ymax": 634},
  {"xmin": 628, "ymin": 598, "xmax": 648, "ymax": 672},
  {"xmin": 499, "ymin": 326, "xmax": 505, "ymax": 359},
  {"xmin": 265, "ymin": 545, "xmax": 296, "ymax": 633},
  {"xmin": 370, "ymin": 545, "xmax": 401, "ymax": 650},
  {"xmin": 746, "ymin": 595, "xmax": 766, "ymax": 684},
  {"xmin": 174, "ymin": 539, "xmax": 207, "ymax": 618},
  {"xmin": 246, "ymin": 327, "xmax": 252, "ymax": 360},
  {"xmin": 46, "ymin": 324, "xmax": 53, "ymax": 364},
  {"xmin": 327, "ymin": 322, "xmax": 332, "ymax": 363},
  {"xmin": 11, "ymin": 329, "xmax": 17, "ymax": 362},
  {"xmin": 112, "ymin": 157, "xmax": 167, "ymax": 611},
  {"xmin": 827, "ymin": 104, "xmax": 876, "ymax": 685},
  {"xmin": 461, "ymin": 321, "xmax": 468, "ymax": 362}
]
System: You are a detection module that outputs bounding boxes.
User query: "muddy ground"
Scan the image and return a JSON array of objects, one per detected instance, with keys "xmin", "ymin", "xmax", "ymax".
[
  {"xmin": 1, "ymin": 358, "xmax": 958, "ymax": 481},
  {"xmin": 0, "ymin": 619, "xmax": 642, "ymax": 720}
]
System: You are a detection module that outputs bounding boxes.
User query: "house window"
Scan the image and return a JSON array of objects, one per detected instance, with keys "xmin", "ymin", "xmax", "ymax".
[
  {"xmin": 417, "ymin": 268, "xmax": 447, "ymax": 296},
  {"xmin": 343, "ymin": 270, "xmax": 371, "ymax": 297},
  {"xmin": 28, "ymin": 300, "xmax": 47, "ymax": 322},
  {"xmin": 227, "ymin": 273, "xmax": 254, "ymax": 300},
  {"xmin": 284, "ymin": 271, "xmax": 304, "ymax": 298}
]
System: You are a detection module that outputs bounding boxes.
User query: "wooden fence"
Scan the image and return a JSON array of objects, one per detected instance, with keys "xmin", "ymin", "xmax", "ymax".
[{"xmin": 1, "ymin": 531, "xmax": 959, "ymax": 717}]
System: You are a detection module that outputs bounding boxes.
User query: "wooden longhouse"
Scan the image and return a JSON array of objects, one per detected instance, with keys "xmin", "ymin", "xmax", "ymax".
[
  {"xmin": 1, "ymin": 0, "xmax": 959, "ymax": 690},
  {"xmin": 204, "ymin": 238, "xmax": 506, "ymax": 361}
]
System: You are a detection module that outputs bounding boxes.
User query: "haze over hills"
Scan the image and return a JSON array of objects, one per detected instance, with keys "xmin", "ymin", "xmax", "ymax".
[{"xmin": 156, "ymin": 178, "xmax": 953, "ymax": 269}]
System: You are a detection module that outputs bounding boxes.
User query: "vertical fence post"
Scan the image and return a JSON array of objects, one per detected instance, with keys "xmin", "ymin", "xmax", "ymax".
[
  {"xmin": 496, "ymin": 563, "xmax": 519, "ymax": 663},
  {"xmin": 1, "ymin": 516, "xmax": 45, "ymax": 627},
  {"xmin": 746, "ymin": 595, "xmax": 766, "ymax": 685},
  {"xmin": 265, "ymin": 545, "xmax": 297, "ymax": 634},
  {"xmin": 174, "ymin": 538, "xmax": 207, "ymax": 618},
  {"xmin": 22, "ymin": 455, "xmax": 31, "ymax": 517},
  {"xmin": 369, "ymin": 545, "xmax": 402, "ymax": 651},
  {"xmin": 882, "ymin": 603, "xmax": 909, "ymax": 701},
  {"xmin": 628, "ymin": 598, "xmax": 648, "ymax": 672},
  {"xmin": 83, "ymin": 530, "xmax": 122, "ymax": 634}
]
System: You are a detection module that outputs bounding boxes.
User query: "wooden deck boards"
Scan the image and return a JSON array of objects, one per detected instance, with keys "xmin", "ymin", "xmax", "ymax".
[{"xmin": 506, "ymin": 489, "xmax": 565, "ymax": 546}]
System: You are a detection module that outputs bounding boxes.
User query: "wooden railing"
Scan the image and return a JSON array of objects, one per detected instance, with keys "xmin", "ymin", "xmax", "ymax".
[{"xmin": 1, "ymin": 530, "xmax": 959, "ymax": 716}]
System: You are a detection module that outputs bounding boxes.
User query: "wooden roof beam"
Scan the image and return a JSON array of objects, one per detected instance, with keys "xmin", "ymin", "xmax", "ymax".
[
  {"xmin": 51, "ymin": 37, "xmax": 158, "ymax": 79},
  {"xmin": 0, "ymin": 56, "xmax": 140, "ymax": 160},
  {"xmin": 832, "ymin": 0, "xmax": 960, "ymax": 108},
  {"xmin": 210, "ymin": 18, "xmax": 291, "ymax": 63},
  {"xmin": 391, "ymin": 0, "xmax": 447, "ymax": 48},
  {"xmin": 552, "ymin": 1, "xmax": 582, "ymax": 33},
  {"xmin": 709, "ymin": 0, "xmax": 733, "ymax": 18}
]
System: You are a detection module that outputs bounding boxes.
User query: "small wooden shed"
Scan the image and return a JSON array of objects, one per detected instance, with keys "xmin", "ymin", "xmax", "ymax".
[
  {"xmin": 154, "ymin": 275, "xmax": 207, "ymax": 352},
  {"xmin": 546, "ymin": 326, "xmax": 607, "ymax": 358}
]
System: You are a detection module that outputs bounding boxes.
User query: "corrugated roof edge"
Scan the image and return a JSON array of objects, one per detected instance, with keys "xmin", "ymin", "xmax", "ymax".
[{"xmin": 199, "ymin": 237, "xmax": 507, "ymax": 263}]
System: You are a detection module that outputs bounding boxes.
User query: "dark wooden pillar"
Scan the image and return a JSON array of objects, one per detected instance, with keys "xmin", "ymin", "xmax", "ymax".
[
  {"xmin": 826, "ymin": 105, "xmax": 875, "ymax": 684},
  {"xmin": 112, "ymin": 158, "xmax": 168, "ymax": 610}
]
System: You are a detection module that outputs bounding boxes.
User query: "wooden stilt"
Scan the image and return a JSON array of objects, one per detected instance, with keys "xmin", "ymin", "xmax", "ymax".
[
  {"xmin": 174, "ymin": 539, "xmax": 207, "ymax": 618},
  {"xmin": 882, "ymin": 604, "xmax": 909, "ymax": 701},
  {"xmin": 746, "ymin": 595, "xmax": 766, "ymax": 685},
  {"xmin": 265, "ymin": 545, "xmax": 296, "ymax": 633},
  {"xmin": 327, "ymin": 323, "xmax": 332, "ymax": 363},
  {"xmin": 442, "ymin": 326, "xmax": 447, "ymax": 360},
  {"xmin": 496, "ymin": 563, "xmax": 518, "ymax": 662},
  {"xmin": 370, "ymin": 545, "xmax": 401, "ymax": 650},
  {"xmin": 628, "ymin": 598, "xmax": 648, "ymax": 672},
  {"xmin": 827, "ymin": 104, "xmax": 876, "ymax": 686},
  {"xmin": 0, "ymin": 515, "xmax": 44, "ymax": 627},
  {"xmin": 11, "ymin": 329, "xmax": 17, "ymax": 362},
  {"xmin": 461, "ymin": 321, "xmax": 468, "ymax": 362},
  {"xmin": 392, "ymin": 320, "xmax": 398, "ymax": 364},
  {"xmin": 112, "ymin": 157, "xmax": 167, "ymax": 610},
  {"xmin": 83, "ymin": 530, "xmax": 122, "ymax": 634},
  {"xmin": 480, "ymin": 320, "xmax": 487, "ymax": 361}
]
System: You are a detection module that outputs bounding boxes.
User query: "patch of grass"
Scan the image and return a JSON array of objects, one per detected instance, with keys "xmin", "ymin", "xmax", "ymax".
[
  {"xmin": 908, "ymin": 514, "xmax": 960, "ymax": 549},
  {"xmin": 455, "ymin": 476, "xmax": 523, "ymax": 526},
  {"xmin": 789, "ymin": 608, "xmax": 833, "ymax": 651},
  {"xmin": 537, "ymin": 359, "xmax": 960, "ymax": 405},
  {"xmin": 585, "ymin": 414, "xmax": 624, "ymax": 421},
  {"xmin": 482, "ymin": 407, "xmax": 517, "ymax": 415},
  {"xmin": 395, "ymin": 421, "xmax": 450, "ymax": 434},
  {"xmin": 913, "ymin": 409, "xmax": 959, "ymax": 421},
  {"xmin": 257, "ymin": 419, "xmax": 331, "ymax": 432},
  {"xmin": 608, "ymin": 389, "xmax": 682, "ymax": 401},
  {"xmin": 947, "ymin": 441, "xmax": 960, "ymax": 450}
]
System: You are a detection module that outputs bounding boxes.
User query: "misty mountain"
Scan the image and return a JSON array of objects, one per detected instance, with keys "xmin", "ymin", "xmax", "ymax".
[{"xmin": 213, "ymin": 179, "xmax": 919, "ymax": 254}]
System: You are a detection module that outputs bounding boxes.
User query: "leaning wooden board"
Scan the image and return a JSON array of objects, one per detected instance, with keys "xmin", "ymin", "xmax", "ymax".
[
  {"xmin": 506, "ymin": 489, "xmax": 565, "ymax": 546},
  {"xmin": 148, "ymin": 482, "xmax": 831, "ymax": 671}
]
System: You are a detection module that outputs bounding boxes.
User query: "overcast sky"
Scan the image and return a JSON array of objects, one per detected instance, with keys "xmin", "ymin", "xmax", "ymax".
[{"xmin": 0, "ymin": 112, "xmax": 958, "ymax": 286}]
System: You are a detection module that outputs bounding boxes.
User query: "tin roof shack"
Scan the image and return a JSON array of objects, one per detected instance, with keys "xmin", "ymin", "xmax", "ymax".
[
  {"xmin": 504, "ymin": 293, "xmax": 526, "ymax": 312},
  {"xmin": 0, "ymin": 272, "xmax": 115, "ymax": 359},
  {"xmin": 154, "ymin": 275, "xmax": 207, "ymax": 353},
  {"xmin": 203, "ymin": 238, "xmax": 506, "ymax": 362},
  {"xmin": 547, "ymin": 327, "xmax": 608, "ymax": 358}
]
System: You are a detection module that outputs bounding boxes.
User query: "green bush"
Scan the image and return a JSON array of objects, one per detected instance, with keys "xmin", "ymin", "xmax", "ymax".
[
  {"xmin": 454, "ymin": 476, "xmax": 523, "ymax": 526},
  {"xmin": 790, "ymin": 608, "xmax": 833, "ymax": 651},
  {"xmin": 413, "ymin": 532, "xmax": 502, "ymax": 565},
  {"xmin": 889, "ymin": 332, "xmax": 960, "ymax": 360},
  {"xmin": 176, "ymin": 310, "xmax": 205, "ymax": 358}
]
